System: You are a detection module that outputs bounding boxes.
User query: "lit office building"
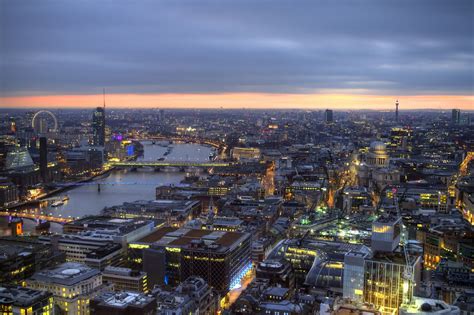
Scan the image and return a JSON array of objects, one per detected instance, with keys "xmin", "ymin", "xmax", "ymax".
[
  {"xmin": 39, "ymin": 234, "xmax": 123, "ymax": 264},
  {"xmin": 102, "ymin": 266, "xmax": 148, "ymax": 293},
  {"xmin": 363, "ymin": 254, "xmax": 420, "ymax": 313},
  {"xmin": 342, "ymin": 186, "xmax": 371, "ymax": 213},
  {"xmin": 0, "ymin": 237, "xmax": 64, "ymax": 285},
  {"xmin": 0, "ymin": 286, "xmax": 54, "ymax": 315},
  {"xmin": 343, "ymin": 217, "xmax": 422, "ymax": 314},
  {"xmin": 231, "ymin": 147, "xmax": 261, "ymax": 161},
  {"xmin": 130, "ymin": 226, "xmax": 252, "ymax": 294}
]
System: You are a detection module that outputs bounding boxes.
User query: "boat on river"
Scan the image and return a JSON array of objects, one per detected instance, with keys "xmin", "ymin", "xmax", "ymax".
[{"xmin": 51, "ymin": 200, "xmax": 64, "ymax": 207}]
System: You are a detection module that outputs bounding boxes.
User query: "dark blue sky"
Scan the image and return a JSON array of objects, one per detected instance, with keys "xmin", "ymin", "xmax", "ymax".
[{"xmin": 1, "ymin": 0, "xmax": 473, "ymax": 97}]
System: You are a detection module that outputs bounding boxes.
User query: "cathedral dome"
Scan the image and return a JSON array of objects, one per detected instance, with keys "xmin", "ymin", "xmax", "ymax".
[{"xmin": 370, "ymin": 141, "xmax": 386, "ymax": 153}]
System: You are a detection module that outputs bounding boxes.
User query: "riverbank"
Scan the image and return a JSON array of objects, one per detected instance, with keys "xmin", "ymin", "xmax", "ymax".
[{"xmin": 2, "ymin": 167, "xmax": 114, "ymax": 211}]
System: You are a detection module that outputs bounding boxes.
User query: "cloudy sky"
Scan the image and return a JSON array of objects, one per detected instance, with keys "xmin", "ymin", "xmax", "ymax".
[{"xmin": 1, "ymin": 0, "xmax": 473, "ymax": 109}]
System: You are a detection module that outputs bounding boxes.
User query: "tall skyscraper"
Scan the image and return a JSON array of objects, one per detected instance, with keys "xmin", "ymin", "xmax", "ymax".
[
  {"xmin": 159, "ymin": 109, "xmax": 165, "ymax": 124},
  {"xmin": 9, "ymin": 117, "xmax": 16, "ymax": 134},
  {"xmin": 92, "ymin": 107, "xmax": 105, "ymax": 146},
  {"xmin": 395, "ymin": 100, "xmax": 399, "ymax": 123},
  {"xmin": 92, "ymin": 90, "xmax": 106, "ymax": 147},
  {"xmin": 325, "ymin": 109, "xmax": 333, "ymax": 123},
  {"xmin": 451, "ymin": 109, "xmax": 461, "ymax": 125},
  {"xmin": 39, "ymin": 137, "xmax": 48, "ymax": 182}
]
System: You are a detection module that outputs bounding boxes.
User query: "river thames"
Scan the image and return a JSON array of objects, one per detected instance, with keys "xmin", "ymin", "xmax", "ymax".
[{"xmin": 21, "ymin": 141, "xmax": 213, "ymax": 233}]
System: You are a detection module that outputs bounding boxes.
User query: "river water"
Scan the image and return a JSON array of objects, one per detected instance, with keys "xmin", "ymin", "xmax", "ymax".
[{"xmin": 21, "ymin": 141, "xmax": 213, "ymax": 232}]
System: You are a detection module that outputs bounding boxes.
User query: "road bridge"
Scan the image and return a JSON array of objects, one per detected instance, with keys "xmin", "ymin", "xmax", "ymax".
[
  {"xmin": 108, "ymin": 160, "xmax": 233, "ymax": 168},
  {"xmin": 130, "ymin": 136, "xmax": 223, "ymax": 148},
  {"xmin": 0, "ymin": 211, "xmax": 74, "ymax": 223}
]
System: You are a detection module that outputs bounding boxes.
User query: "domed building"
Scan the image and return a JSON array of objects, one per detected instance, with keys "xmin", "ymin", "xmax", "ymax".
[
  {"xmin": 366, "ymin": 141, "xmax": 390, "ymax": 168},
  {"xmin": 355, "ymin": 141, "xmax": 400, "ymax": 191}
]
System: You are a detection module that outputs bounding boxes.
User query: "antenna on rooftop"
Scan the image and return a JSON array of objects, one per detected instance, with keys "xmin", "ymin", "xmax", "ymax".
[{"xmin": 103, "ymin": 88, "xmax": 106, "ymax": 109}]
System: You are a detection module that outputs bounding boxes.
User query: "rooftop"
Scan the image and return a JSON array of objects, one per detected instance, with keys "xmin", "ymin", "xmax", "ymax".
[
  {"xmin": 0, "ymin": 286, "xmax": 52, "ymax": 307},
  {"xmin": 135, "ymin": 226, "xmax": 249, "ymax": 252},
  {"xmin": 64, "ymin": 216, "xmax": 157, "ymax": 236},
  {"xmin": 92, "ymin": 291, "xmax": 155, "ymax": 309},
  {"xmin": 28, "ymin": 262, "xmax": 100, "ymax": 286}
]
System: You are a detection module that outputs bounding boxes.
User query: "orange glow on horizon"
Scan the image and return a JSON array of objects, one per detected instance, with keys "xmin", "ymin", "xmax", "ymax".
[{"xmin": 0, "ymin": 93, "xmax": 473, "ymax": 110}]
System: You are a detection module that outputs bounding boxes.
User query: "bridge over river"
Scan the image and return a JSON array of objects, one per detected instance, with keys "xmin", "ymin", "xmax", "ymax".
[
  {"xmin": 108, "ymin": 160, "xmax": 233, "ymax": 168},
  {"xmin": 0, "ymin": 211, "xmax": 74, "ymax": 224}
]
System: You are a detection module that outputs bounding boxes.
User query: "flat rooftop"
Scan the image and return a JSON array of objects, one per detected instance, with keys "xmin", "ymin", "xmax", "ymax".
[
  {"xmin": 135, "ymin": 226, "xmax": 249, "ymax": 252},
  {"xmin": 28, "ymin": 262, "xmax": 100, "ymax": 286},
  {"xmin": 93, "ymin": 291, "xmax": 155, "ymax": 309},
  {"xmin": 0, "ymin": 286, "xmax": 51, "ymax": 307},
  {"xmin": 64, "ymin": 216, "xmax": 157, "ymax": 235}
]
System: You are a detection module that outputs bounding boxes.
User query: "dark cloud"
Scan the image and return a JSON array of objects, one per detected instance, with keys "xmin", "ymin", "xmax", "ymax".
[{"xmin": 1, "ymin": 0, "xmax": 473, "ymax": 96}]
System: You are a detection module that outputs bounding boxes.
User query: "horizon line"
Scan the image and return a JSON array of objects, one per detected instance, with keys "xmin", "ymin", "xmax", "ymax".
[{"xmin": 1, "ymin": 92, "xmax": 473, "ymax": 110}]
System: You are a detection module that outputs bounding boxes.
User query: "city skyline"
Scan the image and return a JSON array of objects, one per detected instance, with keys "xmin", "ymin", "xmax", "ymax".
[{"xmin": 1, "ymin": 0, "xmax": 473, "ymax": 110}]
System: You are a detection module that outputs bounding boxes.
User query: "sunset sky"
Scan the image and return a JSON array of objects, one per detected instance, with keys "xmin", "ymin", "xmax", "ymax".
[{"xmin": 1, "ymin": 0, "xmax": 473, "ymax": 110}]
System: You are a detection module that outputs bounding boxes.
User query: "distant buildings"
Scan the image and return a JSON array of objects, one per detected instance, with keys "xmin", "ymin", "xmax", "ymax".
[
  {"xmin": 0, "ymin": 177, "xmax": 18, "ymax": 207},
  {"xmin": 65, "ymin": 146, "xmax": 104, "ymax": 175},
  {"xmin": 39, "ymin": 137, "xmax": 48, "ymax": 183},
  {"xmin": 325, "ymin": 109, "xmax": 334, "ymax": 123},
  {"xmin": 452, "ymin": 109, "xmax": 461, "ymax": 125},
  {"xmin": 396, "ymin": 100, "xmax": 400, "ymax": 123}
]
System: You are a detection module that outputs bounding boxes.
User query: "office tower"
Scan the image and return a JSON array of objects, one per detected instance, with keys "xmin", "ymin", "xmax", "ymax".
[
  {"xmin": 343, "ymin": 216, "xmax": 421, "ymax": 313},
  {"xmin": 92, "ymin": 107, "xmax": 105, "ymax": 146},
  {"xmin": 325, "ymin": 109, "xmax": 333, "ymax": 123},
  {"xmin": 395, "ymin": 99, "xmax": 399, "ymax": 123},
  {"xmin": 39, "ymin": 137, "xmax": 48, "ymax": 182},
  {"xmin": 363, "ymin": 254, "xmax": 420, "ymax": 312},
  {"xmin": 135, "ymin": 226, "xmax": 252, "ymax": 293},
  {"xmin": 159, "ymin": 109, "xmax": 165, "ymax": 123},
  {"xmin": 452, "ymin": 109, "xmax": 461, "ymax": 125}
]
